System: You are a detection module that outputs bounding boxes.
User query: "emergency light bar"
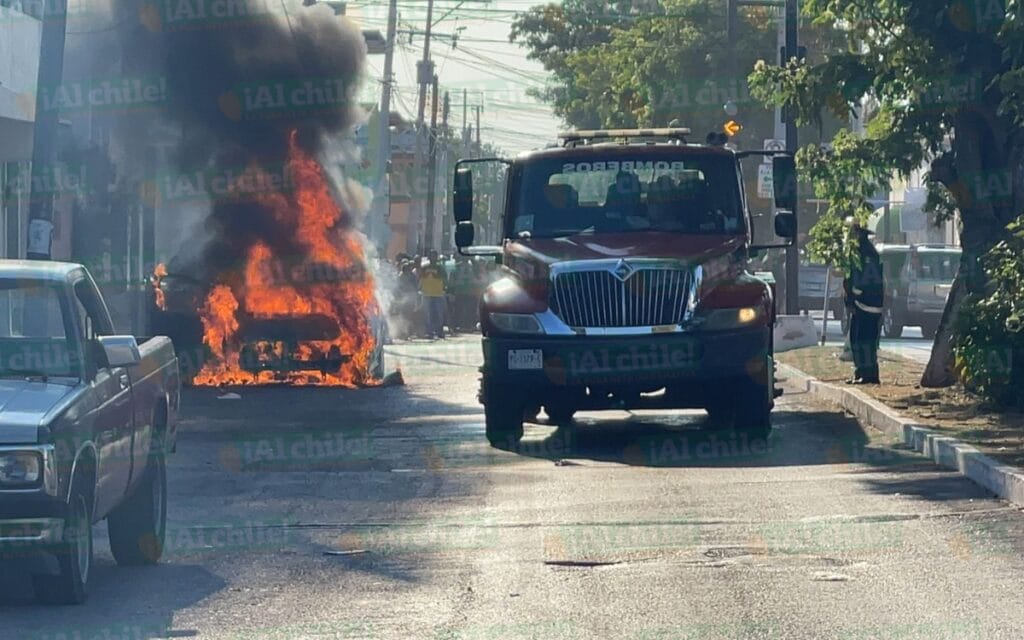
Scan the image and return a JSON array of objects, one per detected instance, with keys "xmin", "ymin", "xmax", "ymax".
[{"xmin": 558, "ymin": 128, "xmax": 692, "ymax": 146}]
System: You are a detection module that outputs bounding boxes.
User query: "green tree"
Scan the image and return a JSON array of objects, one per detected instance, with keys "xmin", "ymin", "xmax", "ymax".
[
  {"xmin": 510, "ymin": 0, "xmax": 634, "ymax": 128},
  {"xmin": 749, "ymin": 0, "xmax": 1022, "ymax": 387},
  {"xmin": 511, "ymin": 0, "xmax": 779, "ymax": 145}
]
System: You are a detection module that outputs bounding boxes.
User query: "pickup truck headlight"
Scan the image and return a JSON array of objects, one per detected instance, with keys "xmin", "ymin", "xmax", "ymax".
[
  {"xmin": 0, "ymin": 451, "xmax": 42, "ymax": 487},
  {"xmin": 697, "ymin": 306, "xmax": 766, "ymax": 331},
  {"xmin": 488, "ymin": 312, "xmax": 544, "ymax": 335}
]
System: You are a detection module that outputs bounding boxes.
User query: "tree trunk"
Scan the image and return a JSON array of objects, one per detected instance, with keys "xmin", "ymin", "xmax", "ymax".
[
  {"xmin": 920, "ymin": 272, "xmax": 967, "ymax": 387},
  {"xmin": 920, "ymin": 109, "xmax": 1017, "ymax": 388}
]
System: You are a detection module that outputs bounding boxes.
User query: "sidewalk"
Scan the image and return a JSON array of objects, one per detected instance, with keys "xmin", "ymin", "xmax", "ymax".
[{"xmin": 778, "ymin": 346, "xmax": 1024, "ymax": 507}]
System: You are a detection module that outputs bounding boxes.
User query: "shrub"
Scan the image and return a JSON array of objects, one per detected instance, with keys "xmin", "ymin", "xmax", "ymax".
[{"xmin": 952, "ymin": 216, "xmax": 1024, "ymax": 407}]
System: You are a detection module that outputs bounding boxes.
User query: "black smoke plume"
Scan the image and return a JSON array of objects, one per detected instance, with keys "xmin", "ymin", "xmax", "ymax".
[{"xmin": 117, "ymin": 0, "xmax": 368, "ymax": 281}]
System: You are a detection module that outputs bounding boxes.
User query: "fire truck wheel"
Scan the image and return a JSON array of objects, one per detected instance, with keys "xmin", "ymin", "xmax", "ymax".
[
  {"xmin": 544, "ymin": 403, "xmax": 577, "ymax": 424},
  {"xmin": 704, "ymin": 399, "xmax": 735, "ymax": 426},
  {"xmin": 733, "ymin": 378, "xmax": 772, "ymax": 441},
  {"xmin": 482, "ymin": 380, "xmax": 524, "ymax": 448}
]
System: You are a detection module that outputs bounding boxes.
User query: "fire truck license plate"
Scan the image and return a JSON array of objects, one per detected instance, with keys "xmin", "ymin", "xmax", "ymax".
[{"xmin": 508, "ymin": 349, "xmax": 543, "ymax": 370}]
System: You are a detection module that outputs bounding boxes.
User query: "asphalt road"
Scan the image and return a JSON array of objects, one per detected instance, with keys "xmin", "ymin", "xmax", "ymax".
[{"xmin": 3, "ymin": 334, "xmax": 1024, "ymax": 639}]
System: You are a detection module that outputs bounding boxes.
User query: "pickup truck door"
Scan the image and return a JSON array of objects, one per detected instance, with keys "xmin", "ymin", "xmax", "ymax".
[{"xmin": 72, "ymin": 279, "xmax": 135, "ymax": 519}]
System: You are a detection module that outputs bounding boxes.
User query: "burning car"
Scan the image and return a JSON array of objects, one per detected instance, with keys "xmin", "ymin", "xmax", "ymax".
[{"xmin": 150, "ymin": 137, "xmax": 385, "ymax": 387}]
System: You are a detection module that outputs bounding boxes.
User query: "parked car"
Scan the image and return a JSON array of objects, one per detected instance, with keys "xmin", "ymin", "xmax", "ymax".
[
  {"xmin": 0, "ymin": 261, "xmax": 180, "ymax": 604},
  {"xmin": 876, "ymin": 243, "xmax": 961, "ymax": 338},
  {"xmin": 799, "ymin": 260, "xmax": 845, "ymax": 320}
]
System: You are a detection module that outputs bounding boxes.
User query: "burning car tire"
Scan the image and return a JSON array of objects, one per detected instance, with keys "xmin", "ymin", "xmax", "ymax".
[{"xmin": 369, "ymin": 312, "xmax": 388, "ymax": 380}]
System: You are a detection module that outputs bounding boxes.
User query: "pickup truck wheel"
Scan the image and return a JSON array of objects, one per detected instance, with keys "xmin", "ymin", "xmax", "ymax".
[
  {"xmin": 32, "ymin": 486, "xmax": 92, "ymax": 605},
  {"xmin": 482, "ymin": 380, "xmax": 524, "ymax": 448},
  {"xmin": 882, "ymin": 306, "xmax": 904, "ymax": 338},
  {"xmin": 733, "ymin": 378, "xmax": 772, "ymax": 441},
  {"xmin": 839, "ymin": 307, "xmax": 850, "ymax": 335},
  {"xmin": 920, "ymin": 318, "xmax": 940, "ymax": 339},
  {"xmin": 544, "ymin": 404, "xmax": 577, "ymax": 424},
  {"xmin": 108, "ymin": 451, "xmax": 167, "ymax": 566}
]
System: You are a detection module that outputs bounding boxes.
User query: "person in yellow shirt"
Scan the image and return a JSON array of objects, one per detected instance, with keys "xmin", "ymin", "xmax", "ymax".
[{"xmin": 418, "ymin": 251, "xmax": 447, "ymax": 339}]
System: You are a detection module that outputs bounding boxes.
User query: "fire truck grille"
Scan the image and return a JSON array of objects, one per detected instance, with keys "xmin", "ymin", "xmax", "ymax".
[{"xmin": 550, "ymin": 268, "xmax": 693, "ymax": 328}]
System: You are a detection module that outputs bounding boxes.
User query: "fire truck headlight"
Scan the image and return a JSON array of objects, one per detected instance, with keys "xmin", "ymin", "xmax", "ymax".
[
  {"xmin": 697, "ymin": 306, "xmax": 765, "ymax": 331},
  {"xmin": 737, "ymin": 307, "xmax": 759, "ymax": 324},
  {"xmin": 488, "ymin": 312, "xmax": 544, "ymax": 335}
]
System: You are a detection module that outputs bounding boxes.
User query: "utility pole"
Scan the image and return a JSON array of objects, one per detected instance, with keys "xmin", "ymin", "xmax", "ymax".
[
  {"xmin": 727, "ymin": 0, "xmax": 801, "ymax": 314},
  {"xmin": 414, "ymin": 0, "xmax": 436, "ymax": 133},
  {"xmin": 26, "ymin": 2, "xmax": 70, "ymax": 259},
  {"xmin": 726, "ymin": 0, "xmax": 738, "ymax": 82},
  {"xmin": 424, "ymin": 75, "xmax": 440, "ymax": 251},
  {"xmin": 409, "ymin": 0, "xmax": 435, "ymax": 253},
  {"xmin": 475, "ymin": 105, "xmax": 481, "ymax": 151},
  {"xmin": 462, "ymin": 88, "xmax": 469, "ymax": 157},
  {"xmin": 374, "ymin": 0, "xmax": 398, "ymax": 254},
  {"xmin": 783, "ymin": 0, "xmax": 800, "ymax": 315},
  {"xmin": 442, "ymin": 92, "xmax": 451, "ymax": 137},
  {"xmin": 441, "ymin": 91, "xmax": 451, "ymax": 250}
]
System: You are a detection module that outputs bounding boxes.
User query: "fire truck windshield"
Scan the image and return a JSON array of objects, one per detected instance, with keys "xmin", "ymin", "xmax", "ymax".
[{"xmin": 510, "ymin": 153, "xmax": 744, "ymax": 238}]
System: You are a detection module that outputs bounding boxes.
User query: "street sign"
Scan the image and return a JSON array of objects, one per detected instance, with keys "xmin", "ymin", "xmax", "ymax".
[
  {"xmin": 723, "ymin": 120, "xmax": 742, "ymax": 136},
  {"xmin": 763, "ymin": 138, "xmax": 785, "ymax": 162},
  {"xmin": 757, "ymin": 163, "xmax": 773, "ymax": 199}
]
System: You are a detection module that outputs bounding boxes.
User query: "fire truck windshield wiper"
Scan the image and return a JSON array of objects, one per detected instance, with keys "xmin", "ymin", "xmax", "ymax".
[{"xmin": 544, "ymin": 227, "xmax": 596, "ymax": 238}]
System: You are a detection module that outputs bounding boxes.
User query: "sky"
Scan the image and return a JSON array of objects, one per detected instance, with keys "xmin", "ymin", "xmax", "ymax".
[{"xmin": 346, "ymin": 0, "xmax": 562, "ymax": 155}]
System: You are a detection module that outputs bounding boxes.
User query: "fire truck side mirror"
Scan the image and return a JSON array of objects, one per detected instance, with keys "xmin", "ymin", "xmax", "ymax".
[
  {"xmin": 772, "ymin": 155, "xmax": 797, "ymax": 212},
  {"xmin": 455, "ymin": 221, "xmax": 475, "ymax": 249},
  {"xmin": 774, "ymin": 211, "xmax": 797, "ymax": 239},
  {"xmin": 453, "ymin": 167, "xmax": 474, "ymax": 223}
]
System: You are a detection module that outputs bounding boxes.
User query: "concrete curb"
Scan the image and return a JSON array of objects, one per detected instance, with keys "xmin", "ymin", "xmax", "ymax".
[{"xmin": 778, "ymin": 362, "xmax": 1024, "ymax": 508}]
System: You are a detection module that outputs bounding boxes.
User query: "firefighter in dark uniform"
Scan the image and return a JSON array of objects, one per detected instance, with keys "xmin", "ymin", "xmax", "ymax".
[{"xmin": 844, "ymin": 221, "xmax": 884, "ymax": 384}]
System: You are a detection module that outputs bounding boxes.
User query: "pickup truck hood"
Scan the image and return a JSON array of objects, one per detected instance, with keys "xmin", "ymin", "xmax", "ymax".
[
  {"xmin": 0, "ymin": 379, "xmax": 78, "ymax": 444},
  {"xmin": 507, "ymin": 233, "xmax": 745, "ymax": 269}
]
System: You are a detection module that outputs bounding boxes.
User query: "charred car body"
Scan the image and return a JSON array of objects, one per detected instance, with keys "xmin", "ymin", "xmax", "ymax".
[
  {"xmin": 151, "ymin": 258, "xmax": 385, "ymax": 383},
  {"xmin": 453, "ymin": 129, "xmax": 798, "ymax": 446}
]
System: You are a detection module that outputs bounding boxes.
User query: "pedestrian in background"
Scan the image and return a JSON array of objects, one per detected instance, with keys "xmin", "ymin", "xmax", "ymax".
[
  {"xmin": 419, "ymin": 250, "xmax": 448, "ymax": 339},
  {"xmin": 843, "ymin": 220, "xmax": 884, "ymax": 384},
  {"xmin": 395, "ymin": 260, "xmax": 419, "ymax": 340},
  {"xmin": 450, "ymin": 256, "xmax": 477, "ymax": 332}
]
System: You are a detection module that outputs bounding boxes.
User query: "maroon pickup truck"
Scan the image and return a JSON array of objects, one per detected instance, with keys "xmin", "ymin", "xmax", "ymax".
[{"xmin": 452, "ymin": 128, "xmax": 796, "ymax": 447}]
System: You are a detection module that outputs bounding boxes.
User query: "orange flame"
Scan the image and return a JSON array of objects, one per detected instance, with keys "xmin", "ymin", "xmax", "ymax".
[{"xmin": 192, "ymin": 132, "xmax": 379, "ymax": 387}]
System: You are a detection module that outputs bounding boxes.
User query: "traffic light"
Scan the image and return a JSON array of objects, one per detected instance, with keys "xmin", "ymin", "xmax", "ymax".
[{"xmin": 723, "ymin": 120, "xmax": 743, "ymax": 137}]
